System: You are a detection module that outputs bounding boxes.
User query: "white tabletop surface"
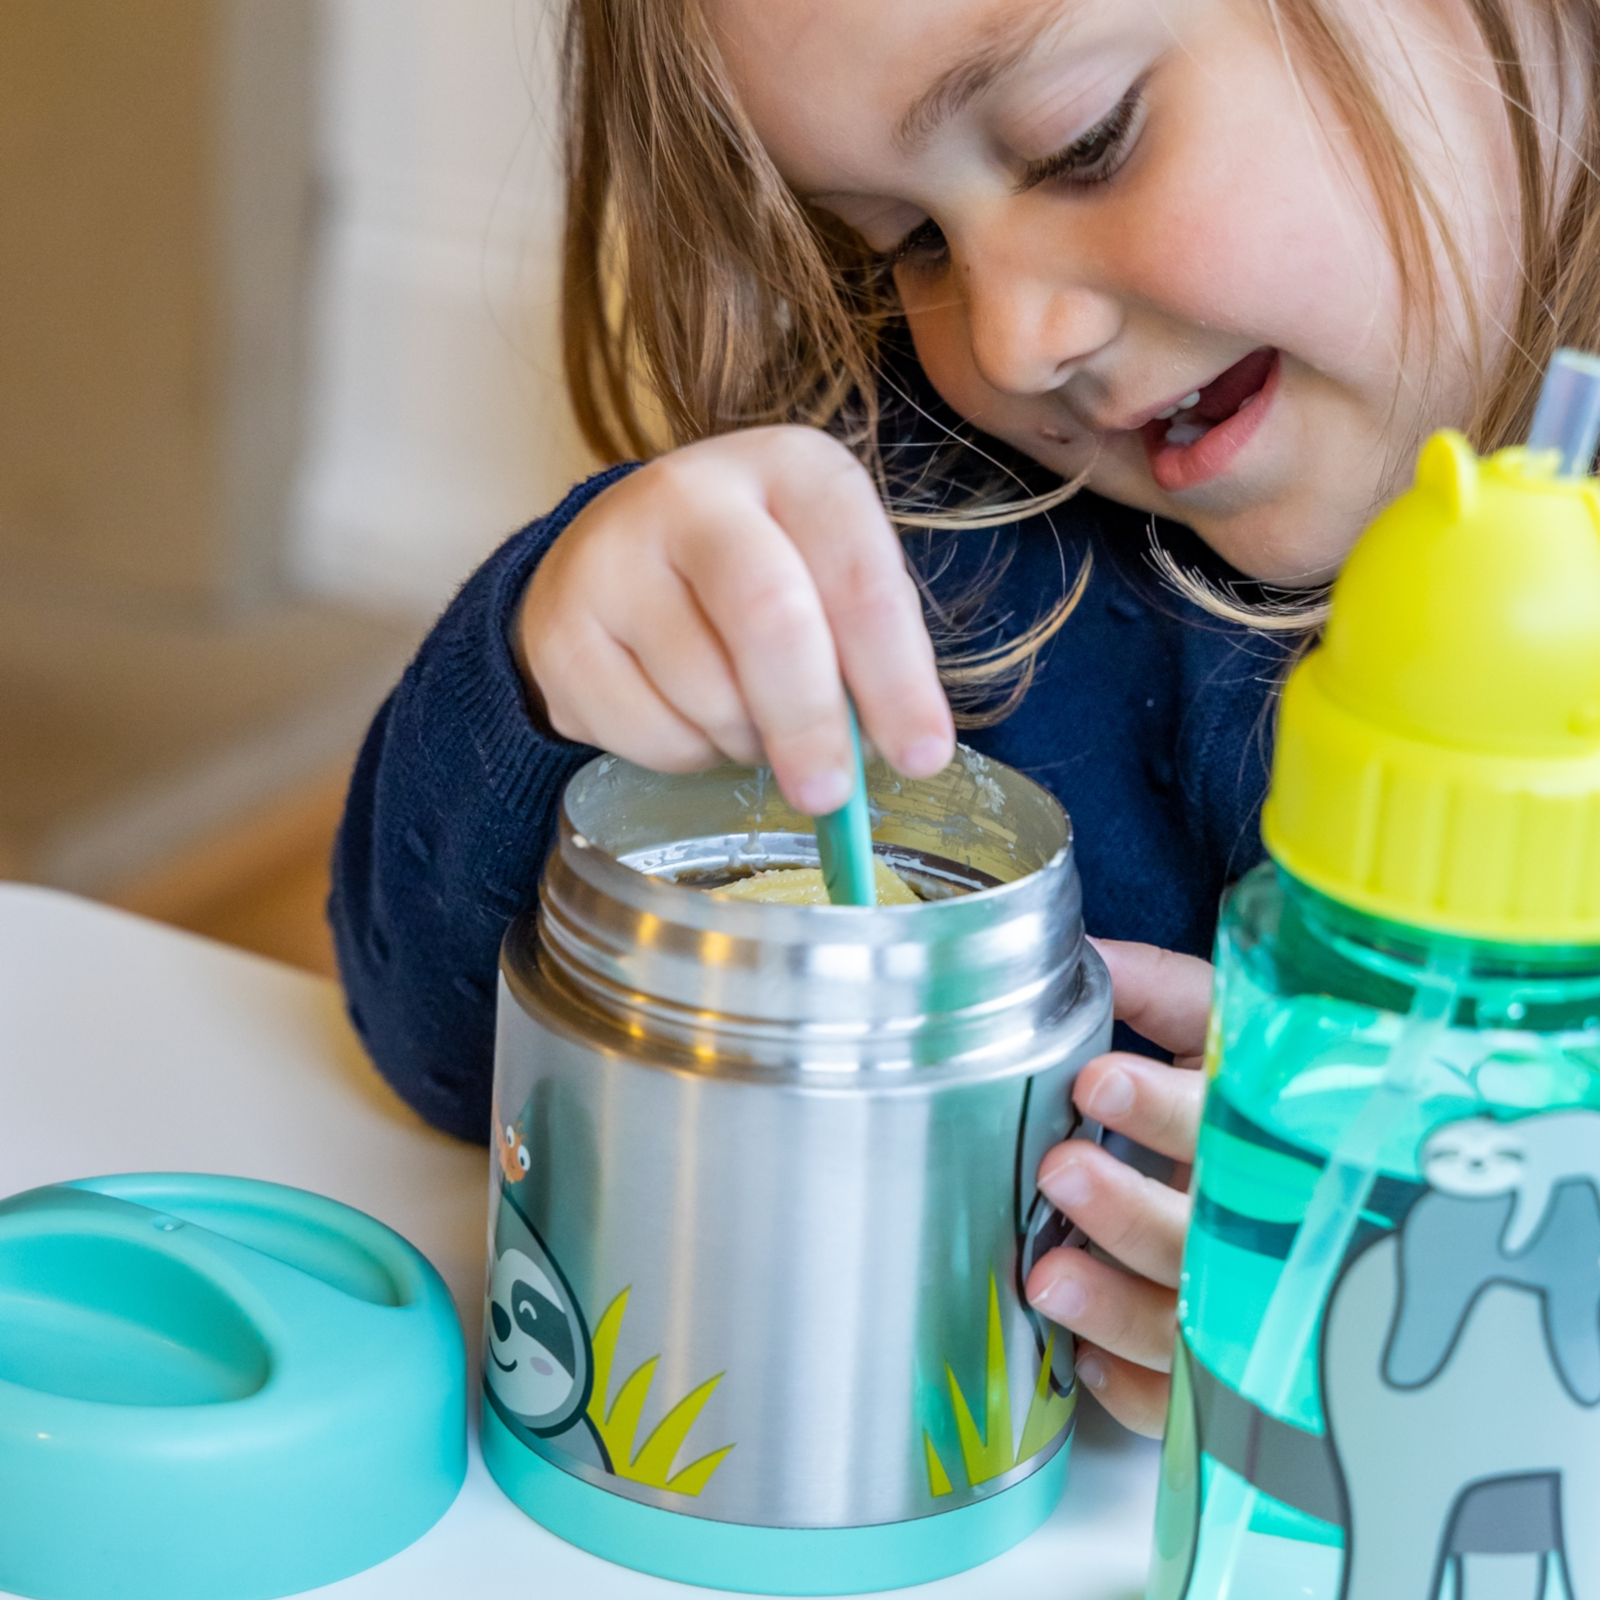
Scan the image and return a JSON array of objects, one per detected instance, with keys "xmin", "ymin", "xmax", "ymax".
[{"xmin": 0, "ymin": 882, "xmax": 1160, "ymax": 1599}]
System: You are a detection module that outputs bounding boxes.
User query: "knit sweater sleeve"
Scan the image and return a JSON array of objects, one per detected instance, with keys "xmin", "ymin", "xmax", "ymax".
[{"xmin": 328, "ymin": 465, "xmax": 636, "ymax": 1144}]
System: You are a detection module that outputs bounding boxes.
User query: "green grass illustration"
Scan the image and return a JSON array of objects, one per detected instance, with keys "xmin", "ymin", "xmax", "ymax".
[
  {"xmin": 586, "ymin": 1287, "xmax": 735, "ymax": 1497},
  {"xmin": 924, "ymin": 1271, "xmax": 1076, "ymax": 1494}
]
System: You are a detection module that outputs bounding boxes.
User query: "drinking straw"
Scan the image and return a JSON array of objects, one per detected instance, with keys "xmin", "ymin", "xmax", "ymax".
[
  {"xmin": 1527, "ymin": 348, "xmax": 1600, "ymax": 476},
  {"xmin": 1187, "ymin": 954, "xmax": 1465, "ymax": 1598},
  {"xmin": 814, "ymin": 699, "xmax": 876, "ymax": 906}
]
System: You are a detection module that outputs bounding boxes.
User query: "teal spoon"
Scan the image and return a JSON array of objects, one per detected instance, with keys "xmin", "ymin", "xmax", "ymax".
[{"xmin": 813, "ymin": 701, "xmax": 876, "ymax": 906}]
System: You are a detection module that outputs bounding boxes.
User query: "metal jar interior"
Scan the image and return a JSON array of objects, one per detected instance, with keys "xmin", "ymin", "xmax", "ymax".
[{"xmin": 505, "ymin": 747, "xmax": 1087, "ymax": 1079}]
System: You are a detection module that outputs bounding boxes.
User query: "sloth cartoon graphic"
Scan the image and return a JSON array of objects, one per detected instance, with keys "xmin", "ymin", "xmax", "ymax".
[
  {"xmin": 1323, "ymin": 1107, "xmax": 1600, "ymax": 1600},
  {"xmin": 487, "ymin": 1244, "xmax": 583, "ymax": 1426},
  {"xmin": 483, "ymin": 1153, "xmax": 613, "ymax": 1470}
]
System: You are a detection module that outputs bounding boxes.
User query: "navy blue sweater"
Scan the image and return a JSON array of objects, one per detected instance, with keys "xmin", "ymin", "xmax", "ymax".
[{"xmin": 331, "ymin": 455, "xmax": 1289, "ymax": 1145}]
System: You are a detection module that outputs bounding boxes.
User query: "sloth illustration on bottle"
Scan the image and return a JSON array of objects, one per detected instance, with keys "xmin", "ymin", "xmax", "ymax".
[
  {"xmin": 1422, "ymin": 1110, "xmax": 1600, "ymax": 1255},
  {"xmin": 487, "ymin": 1246, "xmax": 584, "ymax": 1424},
  {"xmin": 1322, "ymin": 1106, "xmax": 1600, "ymax": 1600},
  {"xmin": 482, "ymin": 1117, "xmax": 613, "ymax": 1470}
]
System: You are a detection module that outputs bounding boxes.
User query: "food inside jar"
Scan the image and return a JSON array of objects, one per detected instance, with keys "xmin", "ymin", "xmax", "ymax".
[{"xmin": 711, "ymin": 860, "xmax": 919, "ymax": 906}]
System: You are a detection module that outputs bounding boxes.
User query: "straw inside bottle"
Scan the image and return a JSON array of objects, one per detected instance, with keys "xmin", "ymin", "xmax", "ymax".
[{"xmin": 1185, "ymin": 953, "xmax": 1465, "ymax": 1597}]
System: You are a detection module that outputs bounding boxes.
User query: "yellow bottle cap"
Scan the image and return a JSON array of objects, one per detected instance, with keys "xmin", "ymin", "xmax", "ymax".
[{"xmin": 1261, "ymin": 430, "xmax": 1600, "ymax": 942}]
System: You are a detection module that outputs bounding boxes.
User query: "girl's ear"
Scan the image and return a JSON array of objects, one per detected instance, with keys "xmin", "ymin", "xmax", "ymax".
[{"xmin": 1414, "ymin": 430, "xmax": 1479, "ymax": 519}]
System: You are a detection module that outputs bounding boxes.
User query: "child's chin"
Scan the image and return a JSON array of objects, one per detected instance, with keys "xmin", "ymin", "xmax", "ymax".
[{"xmin": 1186, "ymin": 492, "xmax": 1360, "ymax": 588}]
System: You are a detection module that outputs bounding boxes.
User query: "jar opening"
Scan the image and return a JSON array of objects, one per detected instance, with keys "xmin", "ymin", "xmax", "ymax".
[
  {"xmin": 563, "ymin": 748, "xmax": 1069, "ymax": 898},
  {"xmin": 621, "ymin": 836, "xmax": 999, "ymax": 903}
]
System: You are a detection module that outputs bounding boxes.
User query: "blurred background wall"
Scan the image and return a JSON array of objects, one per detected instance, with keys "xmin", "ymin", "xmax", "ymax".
[{"xmin": 0, "ymin": 0, "xmax": 591, "ymax": 973}]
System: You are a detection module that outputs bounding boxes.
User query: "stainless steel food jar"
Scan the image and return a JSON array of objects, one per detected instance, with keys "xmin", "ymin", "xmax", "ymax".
[{"xmin": 481, "ymin": 749, "xmax": 1112, "ymax": 1593}]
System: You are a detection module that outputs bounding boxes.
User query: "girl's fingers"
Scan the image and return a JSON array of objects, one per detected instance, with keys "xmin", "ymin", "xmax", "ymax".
[
  {"xmin": 615, "ymin": 572, "xmax": 765, "ymax": 766},
  {"xmin": 675, "ymin": 430, "xmax": 954, "ymax": 809},
  {"xmin": 1036, "ymin": 1138, "xmax": 1190, "ymax": 1287},
  {"xmin": 1073, "ymin": 1343, "xmax": 1172, "ymax": 1438},
  {"xmin": 1026, "ymin": 1244, "xmax": 1177, "ymax": 1374},
  {"xmin": 1072, "ymin": 1053, "xmax": 1208, "ymax": 1164},
  {"xmin": 764, "ymin": 442, "xmax": 955, "ymax": 780},
  {"xmin": 667, "ymin": 488, "xmax": 858, "ymax": 814},
  {"xmin": 1089, "ymin": 938, "xmax": 1215, "ymax": 1066},
  {"xmin": 533, "ymin": 621, "xmax": 723, "ymax": 773},
  {"xmin": 524, "ymin": 427, "xmax": 953, "ymax": 808}
]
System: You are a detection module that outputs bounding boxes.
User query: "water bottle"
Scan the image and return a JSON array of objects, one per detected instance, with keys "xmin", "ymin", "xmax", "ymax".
[{"xmin": 1149, "ymin": 354, "xmax": 1600, "ymax": 1600}]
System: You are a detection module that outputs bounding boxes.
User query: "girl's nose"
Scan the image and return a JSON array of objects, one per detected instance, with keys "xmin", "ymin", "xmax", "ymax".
[{"xmin": 965, "ymin": 269, "xmax": 1120, "ymax": 398}]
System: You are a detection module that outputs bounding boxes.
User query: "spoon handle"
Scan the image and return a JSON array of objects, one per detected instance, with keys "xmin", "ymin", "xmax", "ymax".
[{"xmin": 814, "ymin": 701, "xmax": 876, "ymax": 906}]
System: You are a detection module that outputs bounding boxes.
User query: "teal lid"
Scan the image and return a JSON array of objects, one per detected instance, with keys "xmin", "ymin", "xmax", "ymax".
[{"xmin": 0, "ymin": 1173, "xmax": 466, "ymax": 1600}]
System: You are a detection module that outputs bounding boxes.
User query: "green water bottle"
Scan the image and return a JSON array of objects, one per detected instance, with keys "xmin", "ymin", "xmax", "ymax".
[{"xmin": 1149, "ymin": 354, "xmax": 1600, "ymax": 1600}]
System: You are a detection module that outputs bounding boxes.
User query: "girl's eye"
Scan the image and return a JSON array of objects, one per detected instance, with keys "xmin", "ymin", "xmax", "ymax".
[
  {"xmin": 878, "ymin": 80, "xmax": 1147, "ymax": 270},
  {"xmin": 1019, "ymin": 80, "xmax": 1148, "ymax": 192},
  {"xmin": 882, "ymin": 216, "xmax": 949, "ymax": 272}
]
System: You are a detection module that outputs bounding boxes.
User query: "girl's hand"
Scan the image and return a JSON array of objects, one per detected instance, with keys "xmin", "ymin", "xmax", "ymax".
[
  {"xmin": 1025, "ymin": 938, "xmax": 1213, "ymax": 1437},
  {"xmin": 516, "ymin": 427, "xmax": 956, "ymax": 813}
]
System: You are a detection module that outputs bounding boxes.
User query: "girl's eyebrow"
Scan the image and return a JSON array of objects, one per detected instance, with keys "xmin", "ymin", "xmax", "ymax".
[{"xmin": 895, "ymin": 3, "xmax": 1079, "ymax": 151}]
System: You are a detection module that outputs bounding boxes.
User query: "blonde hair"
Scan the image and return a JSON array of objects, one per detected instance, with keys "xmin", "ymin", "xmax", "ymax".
[{"xmin": 560, "ymin": 0, "xmax": 1600, "ymax": 684}]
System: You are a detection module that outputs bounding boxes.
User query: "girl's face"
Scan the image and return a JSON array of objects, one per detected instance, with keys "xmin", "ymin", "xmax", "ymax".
[{"xmin": 712, "ymin": 0, "xmax": 1519, "ymax": 585}]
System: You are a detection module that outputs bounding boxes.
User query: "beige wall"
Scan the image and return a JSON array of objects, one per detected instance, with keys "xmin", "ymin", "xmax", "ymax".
[
  {"xmin": 0, "ymin": 3, "xmax": 419, "ymax": 906},
  {"xmin": 1, "ymin": 0, "xmax": 589, "ymax": 618},
  {"xmin": 0, "ymin": 1, "xmax": 314, "ymax": 611},
  {"xmin": 292, "ymin": 0, "xmax": 593, "ymax": 613}
]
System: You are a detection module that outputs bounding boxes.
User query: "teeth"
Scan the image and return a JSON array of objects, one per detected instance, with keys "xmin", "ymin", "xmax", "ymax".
[
  {"xmin": 1165, "ymin": 419, "xmax": 1211, "ymax": 447},
  {"xmin": 1154, "ymin": 390, "xmax": 1205, "ymax": 423}
]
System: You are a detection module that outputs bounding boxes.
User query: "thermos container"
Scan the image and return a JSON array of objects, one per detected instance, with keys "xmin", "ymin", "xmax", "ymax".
[
  {"xmin": 1151, "ymin": 361, "xmax": 1600, "ymax": 1600},
  {"xmin": 482, "ymin": 749, "xmax": 1112, "ymax": 1593}
]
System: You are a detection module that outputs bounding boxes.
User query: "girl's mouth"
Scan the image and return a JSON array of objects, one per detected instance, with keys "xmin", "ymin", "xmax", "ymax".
[{"xmin": 1140, "ymin": 348, "xmax": 1279, "ymax": 493}]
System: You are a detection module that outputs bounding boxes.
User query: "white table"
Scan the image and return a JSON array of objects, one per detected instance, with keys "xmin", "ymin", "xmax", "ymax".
[{"xmin": 0, "ymin": 883, "xmax": 1160, "ymax": 1598}]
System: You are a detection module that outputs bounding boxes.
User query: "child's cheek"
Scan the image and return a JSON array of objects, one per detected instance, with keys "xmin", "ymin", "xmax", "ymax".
[
  {"xmin": 1116, "ymin": 42, "xmax": 1396, "ymax": 370},
  {"xmin": 901, "ymin": 292, "xmax": 985, "ymax": 417}
]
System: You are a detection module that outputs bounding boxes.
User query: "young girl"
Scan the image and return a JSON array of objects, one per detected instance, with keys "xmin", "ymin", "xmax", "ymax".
[{"xmin": 331, "ymin": 0, "xmax": 1600, "ymax": 1440}]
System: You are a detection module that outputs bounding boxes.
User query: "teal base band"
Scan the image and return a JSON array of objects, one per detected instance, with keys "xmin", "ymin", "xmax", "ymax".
[{"xmin": 482, "ymin": 1405, "xmax": 1068, "ymax": 1595}]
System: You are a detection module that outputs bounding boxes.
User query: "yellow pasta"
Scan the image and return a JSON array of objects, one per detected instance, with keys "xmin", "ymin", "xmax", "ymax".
[{"xmin": 712, "ymin": 860, "xmax": 919, "ymax": 906}]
